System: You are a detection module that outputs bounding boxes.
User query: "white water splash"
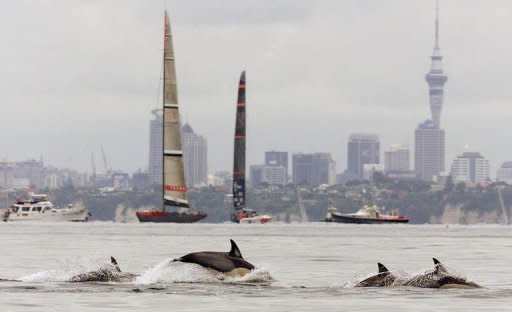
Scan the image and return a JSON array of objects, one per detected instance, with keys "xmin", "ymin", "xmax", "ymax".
[
  {"xmin": 135, "ymin": 259, "xmax": 221, "ymax": 284},
  {"xmin": 18, "ymin": 257, "xmax": 115, "ymax": 283},
  {"xmin": 134, "ymin": 259, "xmax": 273, "ymax": 285},
  {"xmin": 20, "ymin": 270, "xmax": 75, "ymax": 283},
  {"xmin": 114, "ymin": 204, "xmax": 140, "ymax": 223}
]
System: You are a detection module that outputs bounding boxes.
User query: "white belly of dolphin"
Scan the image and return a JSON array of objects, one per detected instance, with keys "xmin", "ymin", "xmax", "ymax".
[{"xmin": 207, "ymin": 267, "xmax": 252, "ymax": 280}]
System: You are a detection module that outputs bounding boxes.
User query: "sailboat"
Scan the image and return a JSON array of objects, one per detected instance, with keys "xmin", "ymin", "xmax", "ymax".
[
  {"xmin": 136, "ymin": 11, "xmax": 207, "ymax": 223},
  {"xmin": 230, "ymin": 71, "xmax": 271, "ymax": 224}
]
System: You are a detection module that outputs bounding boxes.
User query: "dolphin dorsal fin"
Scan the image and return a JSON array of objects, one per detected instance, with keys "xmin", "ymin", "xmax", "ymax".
[
  {"xmin": 111, "ymin": 256, "xmax": 118, "ymax": 265},
  {"xmin": 229, "ymin": 239, "xmax": 243, "ymax": 258},
  {"xmin": 377, "ymin": 263, "xmax": 389, "ymax": 273},
  {"xmin": 111, "ymin": 256, "xmax": 121, "ymax": 272},
  {"xmin": 433, "ymin": 258, "xmax": 447, "ymax": 274}
]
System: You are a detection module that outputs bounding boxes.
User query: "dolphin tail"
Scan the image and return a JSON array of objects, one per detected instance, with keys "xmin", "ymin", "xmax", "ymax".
[
  {"xmin": 229, "ymin": 239, "xmax": 243, "ymax": 258},
  {"xmin": 377, "ymin": 263, "xmax": 389, "ymax": 273}
]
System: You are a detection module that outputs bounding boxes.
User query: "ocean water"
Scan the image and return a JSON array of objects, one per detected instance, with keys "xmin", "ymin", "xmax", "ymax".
[{"xmin": 0, "ymin": 222, "xmax": 511, "ymax": 311}]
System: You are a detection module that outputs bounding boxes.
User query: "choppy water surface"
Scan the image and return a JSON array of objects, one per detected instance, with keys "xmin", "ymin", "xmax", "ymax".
[{"xmin": 1, "ymin": 222, "xmax": 511, "ymax": 311}]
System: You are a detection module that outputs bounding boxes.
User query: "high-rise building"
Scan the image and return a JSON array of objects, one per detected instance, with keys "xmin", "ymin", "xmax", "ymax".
[
  {"xmin": 363, "ymin": 164, "xmax": 384, "ymax": 181},
  {"xmin": 292, "ymin": 153, "xmax": 335, "ymax": 186},
  {"xmin": 450, "ymin": 152, "xmax": 489, "ymax": 184},
  {"xmin": 384, "ymin": 144, "xmax": 410, "ymax": 172},
  {"xmin": 265, "ymin": 151, "xmax": 288, "ymax": 181},
  {"xmin": 292, "ymin": 154, "xmax": 312, "ymax": 185},
  {"xmin": 415, "ymin": 120, "xmax": 445, "ymax": 181},
  {"xmin": 250, "ymin": 165, "xmax": 287, "ymax": 186},
  {"xmin": 182, "ymin": 123, "xmax": 208, "ymax": 187},
  {"xmin": 347, "ymin": 134, "xmax": 380, "ymax": 179},
  {"xmin": 148, "ymin": 109, "xmax": 163, "ymax": 186},
  {"xmin": 415, "ymin": 3, "xmax": 447, "ymax": 181},
  {"xmin": 497, "ymin": 162, "xmax": 512, "ymax": 184}
]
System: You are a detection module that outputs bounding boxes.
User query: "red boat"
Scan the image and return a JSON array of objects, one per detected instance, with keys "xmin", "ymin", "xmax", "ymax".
[
  {"xmin": 136, "ymin": 11, "xmax": 206, "ymax": 224},
  {"xmin": 136, "ymin": 210, "xmax": 206, "ymax": 223}
]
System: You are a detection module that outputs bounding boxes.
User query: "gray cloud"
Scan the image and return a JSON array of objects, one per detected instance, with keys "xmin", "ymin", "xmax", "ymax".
[{"xmin": 0, "ymin": 0, "xmax": 511, "ymax": 177}]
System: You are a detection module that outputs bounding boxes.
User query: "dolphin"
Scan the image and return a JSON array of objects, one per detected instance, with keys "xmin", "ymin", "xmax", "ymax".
[
  {"xmin": 173, "ymin": 239, "xmax": 255, "ymax": 277},
  {"xmin": 404, "ymin": 258, "xmax": 481, "ymax": 289},
  {"xmin": 70, "ymin": 257, "xmax": 136, "ymax": 282},
  {"xmin": 355, "ymin": 263, "xmax": 400, "ymax": 287}
]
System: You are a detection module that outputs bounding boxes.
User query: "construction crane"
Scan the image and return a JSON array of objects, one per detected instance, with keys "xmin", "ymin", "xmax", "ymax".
[
  {"xmin": 100, "ymin": 145, "xmax": 110, "ymax": 174},
  {"xmin": 91, "ymin": 152, "xmax": 96, "ymax": 182}
]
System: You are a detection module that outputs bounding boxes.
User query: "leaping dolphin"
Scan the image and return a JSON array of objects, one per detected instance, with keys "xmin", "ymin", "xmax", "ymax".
[
  {"xmin": 404, "ymin": 258, "xmax": 481, "ymax": 289},
  {"xmin": 355, "ymin": 263, "xmax": 401, "ymax": 287},
  {"xmin": 173, "ymin": 239, "xmax": 255, "ymax": 277},
  {"xmin": 70, "ymin": 257, "xmax": 136, "ymax": 282}
]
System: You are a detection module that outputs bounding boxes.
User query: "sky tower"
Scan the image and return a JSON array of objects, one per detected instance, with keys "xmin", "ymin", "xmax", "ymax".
[{"xmin": 425, "ymin": 0, "xmax": 448, "ymax": 128}]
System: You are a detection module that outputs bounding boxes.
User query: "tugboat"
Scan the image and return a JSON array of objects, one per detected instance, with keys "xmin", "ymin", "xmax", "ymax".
[
  {"xmin": 230, "ymin": 71, "xmax": 271, "ymax": 224},
  {"xmin": 3, "ymin": 193, "xmax": 89, "ymax": 222},
  {"xmin": 136, "ymin": 11, "xmax": 206, "ymax": 223},
  {"xmin": 325, "ymin": 204, "xmax": 409, "ymax": 224}
]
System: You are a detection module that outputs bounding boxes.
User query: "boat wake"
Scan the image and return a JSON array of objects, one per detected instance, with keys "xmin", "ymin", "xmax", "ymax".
[{"xmin": 135, "ymin": 258, "xmax": 273, "ymax": 285}]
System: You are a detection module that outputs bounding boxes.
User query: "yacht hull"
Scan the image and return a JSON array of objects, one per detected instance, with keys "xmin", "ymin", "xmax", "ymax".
[
  {"xmin": 327, "ymin": 214, "xmax": 409, "ymax": 224},
  {"xmin": 136, "ymin": 210, "xmax": 207, "ymax": 223}
]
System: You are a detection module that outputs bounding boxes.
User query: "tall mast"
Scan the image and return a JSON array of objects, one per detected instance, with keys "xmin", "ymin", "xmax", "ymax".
[
  {"xmin": 162, "ymin": 11, "xmax": 189, "ymax": 210},
  {"xmin": 233, "ymin": 71, "xmax": 246, "ymax": 211}
]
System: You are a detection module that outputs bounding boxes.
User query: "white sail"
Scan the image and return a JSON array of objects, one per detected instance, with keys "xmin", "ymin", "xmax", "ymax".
[{"xmin": 162, "ymin": 11, "xmax": 188, "ymax": 208}]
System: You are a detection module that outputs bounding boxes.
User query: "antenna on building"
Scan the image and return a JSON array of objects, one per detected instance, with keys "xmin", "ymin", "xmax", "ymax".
[{"xmin": 435, "ymin": 0, "xmax": 439, "ymax": 49}]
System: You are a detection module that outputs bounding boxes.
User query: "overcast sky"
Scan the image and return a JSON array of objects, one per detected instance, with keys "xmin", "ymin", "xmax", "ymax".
[{"xmin": 1, "ymin": 0, "xmax": 511, "ymax": 176}]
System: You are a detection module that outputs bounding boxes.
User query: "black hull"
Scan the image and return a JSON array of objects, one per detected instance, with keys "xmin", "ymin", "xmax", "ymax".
[
  {"xmin": 136, "ymin": 211, "xmax": 207, "ymax": 223},
  {"xmin": 327, "ymin": 215, "xmax": 409, "ymax": 224}
]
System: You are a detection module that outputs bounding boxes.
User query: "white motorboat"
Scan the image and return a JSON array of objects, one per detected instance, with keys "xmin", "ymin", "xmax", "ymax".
[{"xmin": 2, "ymin": 194, "xmax": 89, "ymax": 222}]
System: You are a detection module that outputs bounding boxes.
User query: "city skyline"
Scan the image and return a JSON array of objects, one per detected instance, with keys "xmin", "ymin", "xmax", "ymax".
[{"xmin": 1, "ymin": 1, "xmax": 511, "ymax": 177}]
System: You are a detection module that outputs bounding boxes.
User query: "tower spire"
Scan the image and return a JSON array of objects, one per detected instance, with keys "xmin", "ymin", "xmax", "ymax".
[
  {"xmin": 435, "ymin": 0, "xmax": 439, "ymax": 49},
  {"xmin": 425, "ymin": 0, "xmax": 447, "ymax": 129}
]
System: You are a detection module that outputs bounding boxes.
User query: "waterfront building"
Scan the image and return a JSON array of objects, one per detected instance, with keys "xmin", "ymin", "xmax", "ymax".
[
  {"xmin": 363, "ymin": 163, "xmax": 384, "ymax": 181},
  {"xmin": 250, "ymin": 165, "xmax": 287, "ymax": 186},
  {"xmin": 265, "ymin": 151, "xmax": 288, "ymax": 181},
  {"xmin": 496, "ymin": 162, "xmax": 512, "ymax": 184},
  {"xmin": 450, "ymin": 152, "xmax": 489, "ymax": 184},
  {"xmin": 292, "ymin": 153, "xmax": 335, "ymax": 186},
  {"xmin": 148, "ymin": 109, "xmax": 163, "ymax": 186},
  {"xmin": 182, "ymin": 123, "xmax": 208, "ymax": 187},
  {"xmin": 384, "ymin": 144, "xmax": 410, "ymax": 172},
  {"xmin": 347, "ymin": 134, "xmax": 380, "ymax": 180},
  {"xmin": 415, "ymin": 120, "xmax": 445, "ymax": 181}
]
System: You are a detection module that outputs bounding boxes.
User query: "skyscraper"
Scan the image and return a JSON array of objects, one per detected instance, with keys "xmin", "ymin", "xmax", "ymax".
[
  {"xmin": 450, "ymin": 152, "xmax": 489, "ymax": 184},
  {"xmin": 347, "ymin": 134, "xmax": 380, "ymax": 180},
  {"xmin": 384, "ymin": 144, "xmax": 410, "ymax": 172},
  {"xmin": 182, "ymin": 122, "xmax": 208, "ymax": 187},
  {"xmin": 415, "ymin": 2, "xmax": 447, "ymax": 181},
  {"xmin": 415, "ymin": 121, "xmax": 445, "ymax": 181},
  {"xmin": 497, "ymin": 162, "xmax": 512, "ymax": 184},
  {"xmin": 292, "ymin": 153, "xmax": 335, "ymax": 186},
  {"xmin": 250, "ymin": 165, "xmax": 287, "ymax": 186},
  {"xmin": 148, "ymin": 109, "xmax": 163, "ymax": 186},
  {"xmin": 265, "ymin": 151, "xmax": 288, "ymax": 180}
]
